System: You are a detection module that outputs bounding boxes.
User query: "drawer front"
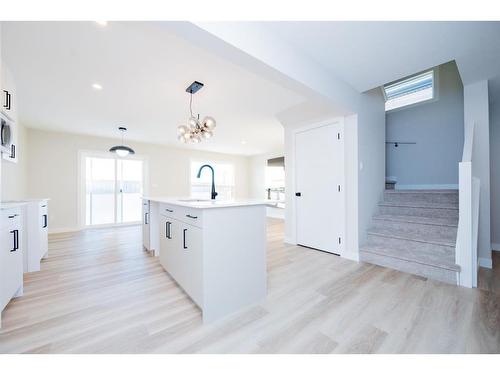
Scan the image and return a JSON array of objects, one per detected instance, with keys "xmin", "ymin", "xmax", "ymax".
[
  {"xmin": 39, "ymin": 202, "xmax": 49, "ymax": 231},
  {"xmin": 158, "ymin": 203, "xmax": 203, "ymax": 228},
  {"xmin": 1, "ymin": 208, "xmax": 21, "ymax": 230}
]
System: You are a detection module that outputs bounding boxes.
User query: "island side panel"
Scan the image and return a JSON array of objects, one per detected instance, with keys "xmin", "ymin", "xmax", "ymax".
[
  {"xmin": 202, "ymin": 205, "xmax": 267, "ymax": 323},
  {"xmin": 149, "ymin": 201, "xmax": 160, "ymax": 256}
]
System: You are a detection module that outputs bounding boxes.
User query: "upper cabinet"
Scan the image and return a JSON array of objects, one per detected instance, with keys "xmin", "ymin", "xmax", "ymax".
[{"xmin": 1, "ymin": 62, "xmax": 18, "ymax": 163}]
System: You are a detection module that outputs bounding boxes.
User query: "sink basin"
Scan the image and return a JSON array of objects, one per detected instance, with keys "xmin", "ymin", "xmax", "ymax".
[{"xmin": 178, "ymin": 199, "xmax": 212, "ymax": 203}]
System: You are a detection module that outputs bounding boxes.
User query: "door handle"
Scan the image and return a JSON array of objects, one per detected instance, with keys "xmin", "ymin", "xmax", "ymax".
[
  {"xmin": 42, "ymin": 214, "xmax": 48, "ymax": 228},
  {"xmin": 186, "ymin": 214, "xmax": 198, "ymax": 219},
  {"xmin": 165, "ymin": 208, "xmax": 174, "ymax": 213},
  {"xmin": 7, "ymin": 92, "xmax": 11, "ymax": 110},
  {"xmin": 295, "ymin": 192, "xmax": 302, "ymax": 197},
  {"xmin": 10, "ymin": 144, "xmax": 15, "ymax": 159},
  {"xmin": 183, "ymin": 228, "xmax": 187, "ymax": 249},
  {"xmin": 144, "ymin": 212, "xmax": 148, "ymax": 224}
]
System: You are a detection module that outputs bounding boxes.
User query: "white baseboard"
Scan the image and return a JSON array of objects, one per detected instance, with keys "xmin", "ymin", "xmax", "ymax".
[
  {"xmin": 491, "ymin": 243, "xmax": 500, "ymax": 252},
  {"xmin": 396, "ymin": 184, "xmax": 459, "ymax": 190},
  {"xmin": 478, "ymin": 257, "xmax": 493, "ymax": 269},
  {"xmin": 342, "ymin": 251, "xmax": 359, "ymax": 262},
  {"xmin": 49, "ymin": 227, "xmax": 82, "ymax": 234}
]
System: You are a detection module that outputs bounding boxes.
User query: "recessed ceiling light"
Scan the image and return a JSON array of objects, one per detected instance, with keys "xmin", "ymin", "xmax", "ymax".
[
  {"xmin": 95, "ymin": 21, "xmax": 108, "ymax": 26},
  {"xmin": 240, "ymin": 140, "xmax": 247, "ymax": 145},
  {"xmin": 92, "ymin": 83, "xmax": 103, "ymax": 90}
]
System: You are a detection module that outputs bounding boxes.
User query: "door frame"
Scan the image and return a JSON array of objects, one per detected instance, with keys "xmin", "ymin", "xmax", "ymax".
[
  {"xmin": 290, "ymin": 117, "xmax": 346, "ymax": 257},
  {"xmin": 77, "ymin": 150, "xmax": 150, "ymax": 230}
]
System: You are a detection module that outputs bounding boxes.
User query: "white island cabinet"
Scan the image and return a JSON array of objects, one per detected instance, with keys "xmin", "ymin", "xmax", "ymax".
[
  {"xmin": 1, "ymin": 204, "xmax": 24, "ymax": 328},
  {"xmin": 145, "ymin": 197, "xmax": 267, "ymax": 323}
]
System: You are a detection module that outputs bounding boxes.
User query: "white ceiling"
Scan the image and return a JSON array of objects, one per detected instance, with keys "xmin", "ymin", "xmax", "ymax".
[
  {"xmin": 1, "ymin": 21, "xmax": 305, "ymax": 155},
  {"xmin": 263, "ymin": 21, "xmax": 500, "ymax": 92}
]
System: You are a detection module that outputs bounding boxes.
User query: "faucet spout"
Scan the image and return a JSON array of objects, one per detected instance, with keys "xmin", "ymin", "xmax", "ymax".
[{"xmin": 197, "ymin": 164, "xmax": 218, "ymax": 200}]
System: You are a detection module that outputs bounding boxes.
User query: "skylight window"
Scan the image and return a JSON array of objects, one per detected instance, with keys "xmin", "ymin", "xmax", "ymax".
[{"xmin": 383, "ymin": 70, "xmax": 434, "ymax": 111}]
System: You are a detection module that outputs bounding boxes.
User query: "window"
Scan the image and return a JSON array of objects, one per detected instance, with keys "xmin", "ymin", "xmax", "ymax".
[
  {"xmin": 190, "ymin": 161, "xmax": 235, "ymax": 200},
  {"xmin": 383, "ymin": 70, "xmax": 434, "ymax": 111}
]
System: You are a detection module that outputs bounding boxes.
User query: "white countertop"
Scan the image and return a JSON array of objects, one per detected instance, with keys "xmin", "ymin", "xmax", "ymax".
[
  {"xmin": 1, "ymin": 199, "xmax": 50, "ymax": 210},
  {"xmin": 143, "ymin": 197, "xmax": 269, "ymax": 209},
  {"xmin": 1, "ymin": 202, "xmax": 28, "ymax": 210}
]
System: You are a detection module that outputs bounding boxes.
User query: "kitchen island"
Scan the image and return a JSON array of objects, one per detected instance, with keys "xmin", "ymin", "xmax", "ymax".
[{"xmin": 143, "ymin": 197, "xmax": 267, "ymax": 323}]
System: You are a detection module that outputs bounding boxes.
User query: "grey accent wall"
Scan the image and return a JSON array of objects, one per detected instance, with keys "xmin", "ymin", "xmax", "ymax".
[
  {"xmin": 386, "ymin": 61, "xmax": 464, "ymax": 188},
  {"xmin": 490, "ymin": 99, "xmax": 500, "ymax": 248}
]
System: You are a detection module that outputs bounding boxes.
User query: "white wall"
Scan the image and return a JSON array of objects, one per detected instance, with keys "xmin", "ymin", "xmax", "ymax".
[
  {"xmin": 356, "ymin": 90, "xmax": 387, "ymax": 251},
  {"xmin": 24, "ymin": 128, "xmax": 251, "ymax": 232},
  {"xmin": 489, "ymin": 98, "xmax": 500, "ymax": 250},
  {"xmin": 464, "ymin": 80, "xmax": 491, "ymax": 265},
  {"xmin": 386, "ymin": 62, "xmax": 464, "ymax": 188}
]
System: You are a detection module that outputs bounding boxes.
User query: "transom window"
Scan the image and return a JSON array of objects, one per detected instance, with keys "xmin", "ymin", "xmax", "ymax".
[{"xmin": 383, "ymin": 70, "xmax": 434, "ymax": 111}]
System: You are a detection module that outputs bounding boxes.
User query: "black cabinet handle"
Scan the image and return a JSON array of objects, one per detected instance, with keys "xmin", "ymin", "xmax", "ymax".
[
  {"xmin": 3, "ymin": 90, "xmax": 8, "ymax": 109},
  {"xmin": 295, "ymin": 192, "xmax": 302, "ymax": 197},
  {"xmin": 144, "ymin": 212, "xmax": 148, "ymax": 224},
  {"xmin": 166, "ymin": 222, "xmax": 172, "ymax": 239},
  {"xmin": 42, "ymin": 214, "xmax": 48, "ymax": 228},
  {"xmin": 10, "ymin": 229, "xmax": 18, "ymax": 252},
  {"xmin": 165, "ymin": 208, "xmax": 174, "ymax": 213},
  {"xmin": 186, "ymin": 214, "xmax": 198, "ymax": 219},
  {"xmin": 10, "ymin": 144, "xmax": 15, "ymax": 159},
  {"xmin": 183, "ymin": 228, "xmax": 187, "ymax": 249},
  {"xmin": 7, "ymin": 92, "xmax": 11, "ymax": 110}
]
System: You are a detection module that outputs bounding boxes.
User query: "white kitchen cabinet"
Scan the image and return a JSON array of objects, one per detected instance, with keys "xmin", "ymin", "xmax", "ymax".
[
  {"xmin": 177, "ymin": 222, "xmax": 203, "ymax": 306},
  {"xmin": 160, "ymin": 213, "xmax": 202, "ymax": 306},
  {"xmin": 142, "ymin": 199, "xmax": 159, "ymax": 256},
  {"xmin": 1, "ymin": 62, "xmax": 18, "ymax": 163},
  {"xmin": 142, "ymin": 200, "xmax": 151, "ymax": 251},
  {"xmin": 0, "ymin": 206, "xmax": 24, "ymax": 328},
  {"xmin": 22, "ymin": 199, "xmax": 49, "ymax": 272}
]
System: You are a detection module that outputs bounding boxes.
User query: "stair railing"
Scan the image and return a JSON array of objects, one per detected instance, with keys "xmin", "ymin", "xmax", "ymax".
[{"xmin": 455, "ymin": 122, "xmax": 480, "ymax": 287}]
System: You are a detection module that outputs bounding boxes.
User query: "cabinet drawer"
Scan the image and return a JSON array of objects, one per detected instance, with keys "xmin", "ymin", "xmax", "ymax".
[
  {"xmin": 158, "ymin": 203, "xmax": 203, "ymax": 228},
  {"xmin": 1, "ymin": 208, "xmax": 21, "ymax": 229}
]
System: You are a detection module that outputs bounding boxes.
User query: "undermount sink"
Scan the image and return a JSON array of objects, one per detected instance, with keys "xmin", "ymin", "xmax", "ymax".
[{"xmin": 177, "ymin": 198, "xmax": 213, "ymax": 202}]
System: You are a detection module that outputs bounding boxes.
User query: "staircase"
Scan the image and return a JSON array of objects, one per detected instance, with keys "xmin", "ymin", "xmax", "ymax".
[{"xmin": 360, "ymin": 190, "xmax": 460, "ymax": 284}]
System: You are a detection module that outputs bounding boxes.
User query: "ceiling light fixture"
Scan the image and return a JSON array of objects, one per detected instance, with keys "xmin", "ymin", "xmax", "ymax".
[
  {"xmin": 95, "ymin": 21, "xmax": 108, "ymax": 26},
  {"xmin": 109, "ymin": 127, "xmax": 135, "ymax": 157},
  {"xmin": 92, "ymin": 83, "xmax": 103, "ymax": 90},
  {"xmin": 177, "ymin": 81, "xmax": 216, "ymax": 144}
]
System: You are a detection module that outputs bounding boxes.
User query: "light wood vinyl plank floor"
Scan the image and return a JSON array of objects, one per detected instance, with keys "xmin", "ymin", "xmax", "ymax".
[{"xmin": 0, "ymin": 219, "xmax": 499, "ymax": 353}]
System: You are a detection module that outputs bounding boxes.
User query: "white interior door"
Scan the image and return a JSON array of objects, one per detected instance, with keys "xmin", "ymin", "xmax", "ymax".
[{"xmin": 295, "ymin": 122, "xmax": 345, "ymax": 254}]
